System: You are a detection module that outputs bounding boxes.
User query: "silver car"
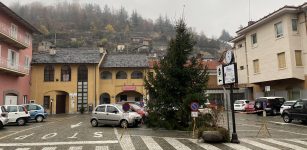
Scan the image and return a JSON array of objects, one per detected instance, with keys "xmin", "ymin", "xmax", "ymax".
[{"xmin": 90, "ymin": 104, "xmax": 142, "ymax": 128}]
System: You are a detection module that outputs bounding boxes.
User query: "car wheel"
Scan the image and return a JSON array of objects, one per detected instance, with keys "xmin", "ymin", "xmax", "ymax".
[
  {"xmin": 120, "ymin": 120, "xmax": 128, "ymax": 128},
  {"xmin": 257, "ymin": 112, "xmax": 262, "ymax": 116},
  {"xmin": 271, "ymin": 109, "xmax": 277, "ymax": 116},
  {"xmin": 283, "ymin": 114, "xmax": 292, "ymax": 123},
  {"xmin": 36, "ymin": 116, "xmax": 44, "ymax": 122},
  {"xmin": 17, "ymin": 118, "xmax": 26, "ymax": 126},
  {"xmin": 91, "ymin": 119, "xmax": 98, "ymax": 127}
]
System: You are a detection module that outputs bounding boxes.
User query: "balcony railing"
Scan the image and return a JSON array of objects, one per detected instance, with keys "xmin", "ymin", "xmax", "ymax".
[
  {"xmin": 0, "ymin": 56, "xmax": 29, "ymax": 76},
  {"xmin": 0, "ymin": 22, "xmax": 29, "ymax": 49}
]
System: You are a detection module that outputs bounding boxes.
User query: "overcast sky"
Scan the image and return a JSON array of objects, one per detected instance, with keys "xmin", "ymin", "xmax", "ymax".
[{"xmin": 0, "ymin": 0, "xmax": 306, "ymax": 38}]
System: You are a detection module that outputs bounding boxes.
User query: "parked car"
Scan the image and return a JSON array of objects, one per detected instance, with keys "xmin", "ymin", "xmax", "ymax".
[
  {"xmin": 3, "ymin": 105, "xmax": 30, "ymax": 126},
  {"xmin": 0, "ymin": 106, "xmax": 9, "ymax": 129},
  {"xmin": 90, "ymin": 104, "xmax": 142, "ymax": 128},
  {"xmin": 234, "ymin": 100, "xmax": 250, "ymax": 111},
  {"xmin": 280, "ymin": 100, "xmax": 297, "ymax": 114},
  {"xmin": 254, "ymin": 97, "xmax": 285, "ymax": 116},
  {"xmin": 281, "ymin": 99, "xmax": 307, "ymax": 123},
  {"xmin": 23, "ymin": 104, "xmax": 48, "ymax": 122},
  {"xmin": 245, "ymin": 101, "xmax": 256, "ymax": 113}
]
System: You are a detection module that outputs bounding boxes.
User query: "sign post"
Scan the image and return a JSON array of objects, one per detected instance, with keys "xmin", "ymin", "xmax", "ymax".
[
  {"xmin": 217, "ymin": 65, "xmax": 224, "ymax": 85},
  {"xmin": 190, "ymin": 102, "xmax": 199, "ymax": 138},
  {"xmin": 120, "ymin": 102, "xmax": 131, "ymax": 140}
]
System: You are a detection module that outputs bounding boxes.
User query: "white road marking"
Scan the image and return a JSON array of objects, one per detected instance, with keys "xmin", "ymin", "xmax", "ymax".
[
  {"xmin": 15, "ymin": 148, "xmax": 30, "ymax": 150},
  {"xmin": 15, "ymin": 133, "xmax": 34, "ymax": 140},
  {"xmin": 114, "ymin": 128, "xmax": 135, "ymax": 150},
  {"xmin": 240, "ymin": 138, "xmax": 280, "ymax": 150},
  {"xmin": 189, "ymin": 139, "xmax": 221, "ymax": 150},
  {"xmin": 68, "ymin": 146, "xmax": 82, "ymax": 150},
  {"xmin": 223, "ymin": 143, "xmax": 252, "ymax": 150},
  {"xmin": 286, "ymin": 139, "xmax": 307, "ymax": 146},
  {"xmin": 68, "ymin": 132, "xmax": 79, "ymax": 139},
  {"xmin": 95, "ymin": 146, "xmax": 109, "ymax": 150},
  {"xmin": 71, "ymin": 122, "xmax": 82, "ymax": 128},
  {"xmin": 261, "ymin": 139, "xmax": 306, "ymax": 150},
  {"xmin": 93, "ymin": 132, "xmax": 103, "ymax": 138},
  {"xmin": 0, "ymin": 125, "xmax": 43, "ymax": 140},
  {"xmin": 42, "ymin": 147, "xmax": 57, "ymax": 150},
  {"xmin": 42, "ymin": 133, "xmax": 58, "ymax": 140},
  {"xmin": 0, "ymin": 140, "xmax": 118, "ymax": 146},
  {"xmin": 164, "ymin": 137, "xmax": 191, "ymax": 150},
  {"xmin": 141, "ymin": 136, "xmax": 163, "ymax": 150}
]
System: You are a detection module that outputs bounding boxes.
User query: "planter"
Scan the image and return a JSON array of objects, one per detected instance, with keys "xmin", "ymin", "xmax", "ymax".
[{"xmin": 202, "ymin": 130, "xmax": 224, "ymax": 143}]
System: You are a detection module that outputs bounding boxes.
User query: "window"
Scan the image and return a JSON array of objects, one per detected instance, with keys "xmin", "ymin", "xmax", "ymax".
[
  {"xmin": 295, "ymin": 50, "xmax": 303, "ymax": 66},
  {"xmin": 25, "ymin": 32, "xmax": 31, "ymax": 45},
  {"xmin": 107, "ymin": 106, "xmax": 118, "ymax": 113},
  {"xmin": 24, "ymin": 56, "xmax": 30, "ymax": 69},
  {"xmin": 101, "ymin": 71, "xmax": 112, "ymax": 79},
  {"xmin": 8, "ymin": 49, "xmax": 18, "ymax": 69},
  {"xmin": 116, "ymin": 71, "xmax": 127, "ymax": 79},
  {"xmin": 10, "ymin": 23, "xmax": 17, "ymax": 39},
  {"xmin": 96, "ymin": 106, "xmax": 106, "ymax": 112},
  {"xmin": 18, "ymin": 106, "xmax": 24, "ymax": 112},
  {"xmin": 253, "ymin": 59, "xmax": 260, "ymax": 73},
  {"xmin": 7, "ymin": 106, "xmax": 17, "ymax": 112},
  {"xmin": 23, "ymin": 95, "xmax": 27, "ymax": 104},
  {"xmin": 78, "ymin": 65, "xmax": 88, "ymax": 82},
  {"xmin": 131, "ymin": 71, "xmax": 143, "ymax": 79},
  {"xmin": 43, "ymin": 96, "xmax": 50, "ymax": 109},
  {"xmin": 293, "ymin": 101, "xmax": 304, "ymax": 109},
  {"xmin": 292, "ymin": 19, "xmax": 298, "ymax": 32},
  {"xmin": 274, "ymin": 22, "xmax": 283, "ymax": 38},
  {"xmin": 61, "ymin": 65, "xmax": 71, "ymax": 81},
  {"xmin": 277, "ymin": 52, "xmax": 286, "ymax": 68},
  {"xmin": 251, "ymin": 33, "xmax": 257, "ymax": 45},
  {"xmin": 237, "ymin": 44, "xmax": 243, "ymax": 48},
  {"xmin": 44, "ymin": 65, "xmax": 54, "ymax": 82}
]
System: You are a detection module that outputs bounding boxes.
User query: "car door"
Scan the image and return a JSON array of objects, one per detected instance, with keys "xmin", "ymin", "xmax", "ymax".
[
  {"xmin": 292, "ymin": 101, "xmax": 304, "ymax": 120},
  {"xmin": 6, "ymin": 106, "xmax": 18, "ymax": 122},
  {"xmin": 94, "ymin": 106, "xmax": 106, "ymax": 124},
  {"xmin": 27, "ymin": 104, "xmax": 37, "ymax": 119},
  {"xmin": 105, "ymin": 105, "xmax": 121, "ymax": 125}
]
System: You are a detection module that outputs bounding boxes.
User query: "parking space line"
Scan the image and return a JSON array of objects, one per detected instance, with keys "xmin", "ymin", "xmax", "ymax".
[
  {"xmin": 95, "ymin": 146, "xmax": 109, "ymax": 150},
  {"xmin": 0, "ymin": 125, "xmax": 44, "ymax": 140},
  {"xmin": 68, "ymin": 146, "xmax": 82, "ymax": 150},
  {"xmin": 261, "ymin": 139, "xmax": 306, "ymax": 150},
  {"xmin": 42, "ymin": 147, "xmax": 57, "ymax": 150},
  {"xmin": 0, "ymin": 140, "xmax": 118, "ymax": 146}
]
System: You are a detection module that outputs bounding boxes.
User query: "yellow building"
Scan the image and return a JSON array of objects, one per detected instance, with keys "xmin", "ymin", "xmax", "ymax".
[{"xmin": 31, "ymin": 49, "xmax": 150, "ymax": 114}]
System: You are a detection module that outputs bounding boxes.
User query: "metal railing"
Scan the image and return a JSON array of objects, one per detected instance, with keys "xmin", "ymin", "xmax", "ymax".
[
  {"xmin": 0, "ymin": 56, "xmax": 29, "ymax": 74},
  {"xmin": 0, "ymin": 22, "xmax": 29, "ymax": 46}
]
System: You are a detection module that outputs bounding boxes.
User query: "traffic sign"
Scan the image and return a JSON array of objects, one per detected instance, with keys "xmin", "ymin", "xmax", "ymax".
[
  {"xmin": 223, "ymin": 63, "xmax": 238, "ymax": 84},
  {"xmin": 217, "ymin": 65, "xmax": 224, "ymax": 85},
  {"xmin": 190, "ymin": 102, "xmax": 199, "ymax": 111},
  {"xmin": 122, "ymin": 103, "xmax": 130, "ymax": 112}
]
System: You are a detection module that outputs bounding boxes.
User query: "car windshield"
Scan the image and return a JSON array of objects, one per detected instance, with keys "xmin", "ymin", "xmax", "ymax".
[
  {"xmin": 1, "ymin": 106, "xmax": 7, "ymax": 112},
  {"xmin": 234, "ymin": 101, "xmax": 244, "ymax": 104},
  {"xmin": 284, "ymin": 101, "xmax": 296, "ymax": 106}
]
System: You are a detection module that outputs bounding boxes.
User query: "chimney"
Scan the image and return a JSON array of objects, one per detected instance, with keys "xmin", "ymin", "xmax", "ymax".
[
  {"xmin": 99, "ymin": 47, "xmax": 106, "ymax": 54},
  {"xmin": 49, "ymin": 46, "xmax": 56, "ymax": 55},
  {"xmin": 248, "ymin": 21, "xmax": 255, "ymax": 26}
]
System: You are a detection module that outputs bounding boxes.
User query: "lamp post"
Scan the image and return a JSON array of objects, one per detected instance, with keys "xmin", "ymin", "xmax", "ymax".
[{"xmin": 230, "ymin": 84, "xmax": 239, "ymax": 143}]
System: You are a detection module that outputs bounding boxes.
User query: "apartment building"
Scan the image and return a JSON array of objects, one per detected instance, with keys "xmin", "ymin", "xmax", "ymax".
[
  {"xmin": 0, "ymin": 2, "xmax": 39, "ymax": 105},
  {"xmin": 231, "ymin": 3, "xmax": 307, "ymax": 100}
]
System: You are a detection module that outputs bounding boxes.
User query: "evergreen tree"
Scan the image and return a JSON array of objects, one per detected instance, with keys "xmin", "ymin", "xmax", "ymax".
[{"xmin": 145, "ymin": 20, "xmax": 209, "ymax": 129}]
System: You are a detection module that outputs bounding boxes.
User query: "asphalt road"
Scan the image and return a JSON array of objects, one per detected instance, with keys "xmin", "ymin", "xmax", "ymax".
[{"xmin": 0, "ymin": 113, "xmax": 306, "ymax": 150}]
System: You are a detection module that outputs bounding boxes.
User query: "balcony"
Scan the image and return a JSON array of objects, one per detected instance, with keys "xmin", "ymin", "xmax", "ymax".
[
  {"xmin": 0, "ymin": 57, "xmax": 29, "ymax": 76},
  {"xmin": 0, "ymin": 23, "xmax": 29, "ymax": 49}
]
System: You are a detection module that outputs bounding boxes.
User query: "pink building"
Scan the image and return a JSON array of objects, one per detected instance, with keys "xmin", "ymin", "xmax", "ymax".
[{"xmin": 0, "ymin": 2, "xmax": 39, "ymax": 105}]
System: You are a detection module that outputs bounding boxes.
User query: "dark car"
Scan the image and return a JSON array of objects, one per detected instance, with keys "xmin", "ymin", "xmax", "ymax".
[
  {"xmin": 254, "ymin": 97, "xmax": 285, "ymax": 116},
  {"xmin": 281, "ymin": 99, "xmax": 307, "ymax": 124}
]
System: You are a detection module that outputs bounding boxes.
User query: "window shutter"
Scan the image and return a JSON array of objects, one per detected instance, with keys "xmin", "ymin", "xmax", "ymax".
[
  {"xmin": 8, "ymin": 49, "xmax": 12, "ymax": 67},
  {"xmin": 16, "ymin": 52, "xmax": 19, "ymax": 68}
]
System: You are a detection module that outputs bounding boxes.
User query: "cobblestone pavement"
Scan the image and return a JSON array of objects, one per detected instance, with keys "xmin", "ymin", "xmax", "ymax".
[{"xmin": 0, "ymin": 113, "xmax": 306, "ymax": 150}]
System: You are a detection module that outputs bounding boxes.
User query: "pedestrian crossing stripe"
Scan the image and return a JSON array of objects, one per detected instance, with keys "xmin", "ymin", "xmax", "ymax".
[{"xmin": 1, "ymin": 137, "xmax": 307, "ymax": 150}]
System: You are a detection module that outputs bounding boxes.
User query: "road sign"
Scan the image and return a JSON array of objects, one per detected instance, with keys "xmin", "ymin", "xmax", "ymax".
[
  {"xmin": 223, "ymin": 63, "xmax": 238, "ymax": 84},
  {"xmin": 191, "ymin": 111, "xmax": 198, "ymax": 117},
  {"xmin": 190, "ymin": 102, "xmax": 199, "ymax": 111},
  {"xmin": 217, "ymin": 65, "xmax": 224, "ymax": 85},
  {"xmin": 122, "ymin": 103, "xmax": 130, "ymax": 112}
]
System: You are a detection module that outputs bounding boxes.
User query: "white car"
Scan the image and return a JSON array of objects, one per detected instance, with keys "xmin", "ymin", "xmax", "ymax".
[
  {"xmin": 0, "ymin": 106, "xmax": 9, "ymax": 129},
  {"xmin": 234, "ymin": 100, "xmax": 250, "ymax": 111},
  {"xmin": 3, "ymin": 105, "xmax": 30, "ymax": 126},
  {"xmin": 280, "ymin": 100, "xmax": 297, "ymax": 114}
]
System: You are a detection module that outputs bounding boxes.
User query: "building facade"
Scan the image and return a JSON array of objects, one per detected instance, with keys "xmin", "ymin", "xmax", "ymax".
[
  {"xmin": 231, "ymin": 3, "xmax": 307, "ymax": 100},
  {"xmin": 0, "ymin": 2, "xmax": 39, "ymax": 105}
]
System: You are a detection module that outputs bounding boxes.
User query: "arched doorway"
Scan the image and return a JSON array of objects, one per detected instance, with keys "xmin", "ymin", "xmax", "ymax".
[
  {"xmin": 44, "ymin": 90, "xmax": 69, "ymax": 114},
  {"xmin": 116, "ymin": 91, "xmax": 143, "ymax": 102},
  {"xmin": 100, "ymin": 93, "xmax": 111, "ymax": 104},
  {"xmin": 4, "ymin": 93, "xmax": 18, "ymax": 105}
]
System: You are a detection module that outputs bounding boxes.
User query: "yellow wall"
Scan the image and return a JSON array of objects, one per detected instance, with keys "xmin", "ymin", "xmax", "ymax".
[
  {"xmin": 99, "ymin": 68, "xmax": 148, "ymax": 103},
  {"xmin": 30, "ymin": 64, "xmax": 99, "ymax": 114}
]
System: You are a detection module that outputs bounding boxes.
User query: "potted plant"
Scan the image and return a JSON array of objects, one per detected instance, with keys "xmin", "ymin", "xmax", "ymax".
[{"xmin": 79, "ymin": 106, "xmax": 85, "ymax": 114}]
